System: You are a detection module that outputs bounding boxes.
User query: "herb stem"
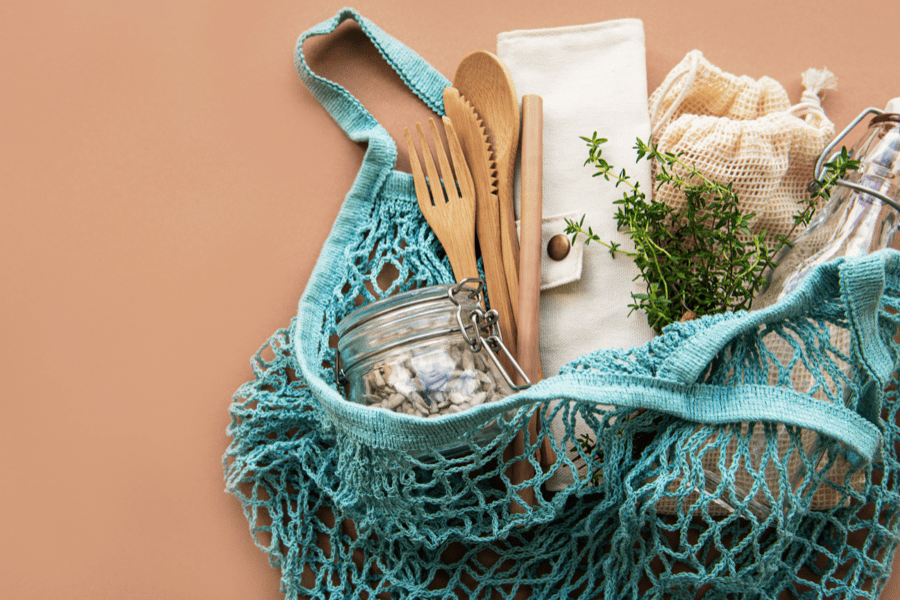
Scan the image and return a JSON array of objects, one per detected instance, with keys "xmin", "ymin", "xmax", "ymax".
[{"xmin": 567, "ymin": 134, "xmax": 857, "ymax": 332}]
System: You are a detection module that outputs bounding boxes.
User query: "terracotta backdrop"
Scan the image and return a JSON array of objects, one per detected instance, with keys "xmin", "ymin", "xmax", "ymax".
[{"xmin": 3, "ymin": 0, "xmax": 899, "ymax": 598}]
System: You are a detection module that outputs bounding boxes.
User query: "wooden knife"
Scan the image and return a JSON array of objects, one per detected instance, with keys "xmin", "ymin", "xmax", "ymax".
[
  {"xmin": 445, "ymin": 86, "xmax": 536, "ymax": 510},
  {"xmin": 442, "ymin": 87, "xmax": 517, "ymax": 361}
]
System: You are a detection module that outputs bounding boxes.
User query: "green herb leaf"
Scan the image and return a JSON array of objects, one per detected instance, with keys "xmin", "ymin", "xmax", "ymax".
[{"xmin": 570, "ymin": 136, "xmax": 856, "ymax": 333}]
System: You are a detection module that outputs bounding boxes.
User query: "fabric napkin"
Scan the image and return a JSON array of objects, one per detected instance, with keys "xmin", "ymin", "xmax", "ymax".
[{"xmin": 497, "ymin": 20, "xmax": 657, "ymax": 489}]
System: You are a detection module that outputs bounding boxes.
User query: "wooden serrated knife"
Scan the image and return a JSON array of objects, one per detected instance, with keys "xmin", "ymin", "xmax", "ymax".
[{"xmin": 442, "ymin": 87, "xmax": 517, "ymax": 361}]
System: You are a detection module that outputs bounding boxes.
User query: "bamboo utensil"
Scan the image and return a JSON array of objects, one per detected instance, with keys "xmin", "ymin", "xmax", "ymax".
[
  {"xmin": 453, "ymin": 51, "xmax": 522, "ymax": 325},
  {"xmin": 442, "ymin": 87, "xmax": 517, "ymax": 360},
  {"xmin": 405, "ymin": 117, "xmax": 480, "ymax": 283},
  {"xmin": 499, "ymin": 93, "xmax": 544, "ymax": 507},
  {"xmin": 445, "ymin": 84, "xmax": 535, "ymax": 510},
  {"xmin": 517, "ymin": 95, "xmax": 543, "ymax": 386},
  {"xmin": 518, "ymin": 94, "xmax": 557, "ymax": 468}
]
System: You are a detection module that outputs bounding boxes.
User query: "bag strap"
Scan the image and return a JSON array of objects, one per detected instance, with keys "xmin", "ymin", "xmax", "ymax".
[
  {"xmin": 652, "ymin": 251, "xmax": 897, "ymax": 441},
  {"xmin": 649, "ymin": 50, "xmax": 701, "ymax": 136},
  {"xmin": 658, "ymin": 252, "xmax": 894, "ymax": 385},
  {"xmin": 313, "ymin": 253, "xmax": 900, "ymax": 461},
  {"xmin": 840, "ymin": 252, "xmax": 895, "ymax": 424},
  {"xmin": 292, "ymin": 10, "xmax": 451, "ymax": 417},
  {"xmin": 294, "ymin": 8, "xmax": 450, "ymax": 162}
]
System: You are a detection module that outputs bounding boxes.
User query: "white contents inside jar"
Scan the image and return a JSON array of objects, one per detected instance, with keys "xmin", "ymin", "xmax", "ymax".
[{"xmin": 362, "ymin": 341, "xmax": 504, "ymax": 417}]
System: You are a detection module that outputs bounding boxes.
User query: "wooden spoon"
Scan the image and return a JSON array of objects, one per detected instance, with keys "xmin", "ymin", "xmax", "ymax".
[{"xmin": 454, "ymin": 51, "xmax": 521, "ymax": 326}]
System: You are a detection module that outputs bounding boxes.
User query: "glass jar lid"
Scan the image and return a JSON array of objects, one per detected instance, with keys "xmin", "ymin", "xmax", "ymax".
[
  {"xmin": 336, "ymin": 283, "xmax": 481, "ymax": 377},
  {"xmin": 335, "ymin": 279, "xmax": 531, "ymax": 393}
]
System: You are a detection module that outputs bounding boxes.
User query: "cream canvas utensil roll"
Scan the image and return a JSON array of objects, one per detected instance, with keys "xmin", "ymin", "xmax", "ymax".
[{"xmin": 498, "ymin": 20, "xmax": 657, "ymax": 489}]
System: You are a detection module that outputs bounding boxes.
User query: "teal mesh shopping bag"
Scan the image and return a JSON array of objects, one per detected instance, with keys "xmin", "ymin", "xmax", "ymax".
[{"xmin": 223, "ymin": 8, "xmax": 900, "ymax": 599}]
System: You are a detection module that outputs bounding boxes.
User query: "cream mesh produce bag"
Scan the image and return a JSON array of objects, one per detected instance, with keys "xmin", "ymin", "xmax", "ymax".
[
  {"xmin": 648, "ymin": 51, "xmax": 860, "ymax": 513},
  {"xmin": 648, "ymin": 50, "xmax": 837, "ymax": 241}
]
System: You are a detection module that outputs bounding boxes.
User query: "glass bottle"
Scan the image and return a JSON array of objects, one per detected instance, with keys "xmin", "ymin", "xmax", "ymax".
[{"xmin": 755, "ymin": 108, "xmax": 900, "ymax": 309}]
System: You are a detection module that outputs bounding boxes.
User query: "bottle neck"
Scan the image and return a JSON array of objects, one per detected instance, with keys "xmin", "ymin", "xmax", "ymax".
[{"xmin": 755, "ymin": 187, "xmax": 900, "ymax": 310}]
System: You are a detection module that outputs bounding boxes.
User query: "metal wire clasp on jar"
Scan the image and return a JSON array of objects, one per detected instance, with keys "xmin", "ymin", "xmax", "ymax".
[{"xmin": 335, "ymin": 278, "xmax": 530, "ymax": 420}]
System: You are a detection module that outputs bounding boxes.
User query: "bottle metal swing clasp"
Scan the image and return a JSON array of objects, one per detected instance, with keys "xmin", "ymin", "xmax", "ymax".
[{"xmin": 812, "ymin": 106, "xmax": 900, "ymax": 212}]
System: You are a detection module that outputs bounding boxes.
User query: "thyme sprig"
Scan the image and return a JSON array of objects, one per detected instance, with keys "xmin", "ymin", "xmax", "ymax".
[{"xmin": 565, "ymin": 135, "xmax": 857, "ymax": 332}]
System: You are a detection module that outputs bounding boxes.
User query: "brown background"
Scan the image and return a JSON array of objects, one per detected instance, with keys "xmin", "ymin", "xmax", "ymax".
[{"xmin": 3, "ymin": 0, "xmax": 899, "ymax": 598}]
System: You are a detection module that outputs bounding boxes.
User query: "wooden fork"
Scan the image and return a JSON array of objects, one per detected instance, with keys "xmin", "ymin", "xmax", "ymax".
[{"xmin": 405, "ymin": 117, "xmax": 480, "ymax": 283}]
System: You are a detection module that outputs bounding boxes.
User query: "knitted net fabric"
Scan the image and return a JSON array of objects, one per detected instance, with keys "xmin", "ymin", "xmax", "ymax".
[
  {"xmin": 224, "ymin": 12, "xmax": 900, "ymax": 595},
  {"xmin": 223, "ymin": 169, "xmax": 900, "ymax": 598}
]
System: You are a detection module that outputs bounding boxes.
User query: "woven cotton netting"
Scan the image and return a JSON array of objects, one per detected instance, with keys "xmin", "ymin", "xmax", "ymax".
[
  {"xmin": 223, "ymin": 180, "xmax": 900, "ymax": 597},
  {"xmin": 648, "ymin": 50, "xmax": 836, "ymax": 242}
]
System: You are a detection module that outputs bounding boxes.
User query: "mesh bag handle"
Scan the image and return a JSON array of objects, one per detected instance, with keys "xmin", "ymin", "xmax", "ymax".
[
  {"xmin": 294, "ymin": 8, "xmax": 448, "ymax": 154},
  {"xmin": 314, "ymin": 252, "xmax": 894, "ymax": 463}
]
